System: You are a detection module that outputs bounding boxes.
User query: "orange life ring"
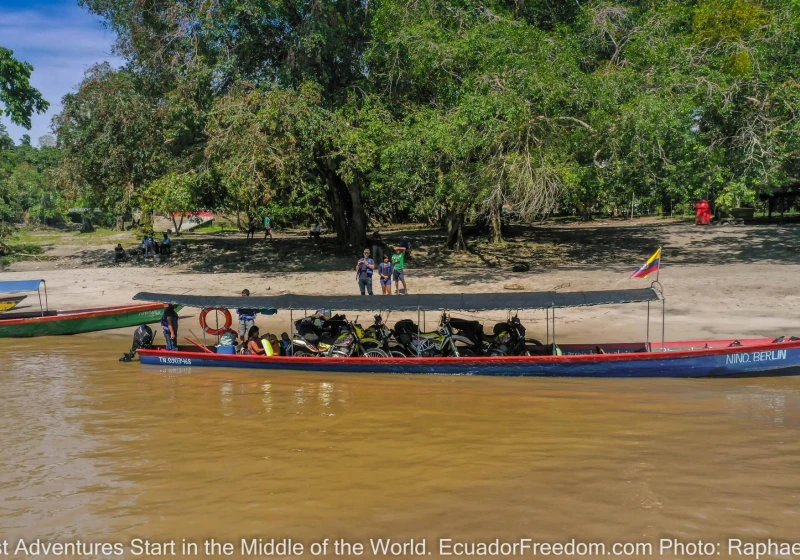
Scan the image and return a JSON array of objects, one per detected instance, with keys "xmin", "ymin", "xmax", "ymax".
[{"xmin": 199, "ymin": 307, "xmax": 232, "ymax": 336}]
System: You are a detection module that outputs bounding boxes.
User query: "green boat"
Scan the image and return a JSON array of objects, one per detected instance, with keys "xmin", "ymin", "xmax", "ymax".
[{"xmin": 0, "ymin": 279, "xmax": 179, "ymax": 338}]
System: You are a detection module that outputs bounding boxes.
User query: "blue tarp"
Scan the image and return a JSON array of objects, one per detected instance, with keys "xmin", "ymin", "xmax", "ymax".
[
  {"xmin": 0, "ymin": 279, "xmax": 44, "ymax": 294},
  {"xmin": 133, "ymin": 288, "xmax": 661, "ymax": 312}
]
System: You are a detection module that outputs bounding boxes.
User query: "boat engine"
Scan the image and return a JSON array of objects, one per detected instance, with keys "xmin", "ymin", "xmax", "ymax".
[{"xmin": 120, "ymin": 324, "xmax": 154, "ymax": 362}]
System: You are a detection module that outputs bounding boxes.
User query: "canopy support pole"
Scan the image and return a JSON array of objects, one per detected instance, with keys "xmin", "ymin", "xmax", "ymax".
[
  {"xmin": 289, "ymin": 309, "xmax": 294, "ymax": 356},
  {"xmin": 650, "ymin": 280, "xmax": 665, "ymax": 352},
  {"xmin": 423, "ymin": 311, "xmax": 426, "ymax": 332},
  {"xmin": 546, "ymin": 308, "xmax": 549, "ymax": 345},
  {"xmin": 37, "ymin": 287, "xmax": 44, "ymax": 317},
  {"xmin": 552, "ymin": 307, "xmax": 556, "ymax": 347},
  {"xmin": 43, "ymin": 280, "xmax": 48, "ymax": 313},
  {"xmin": 646, "ymin": 301, "xmax": 651, "ymax": 350},
  {"xmin": 417, "ymin": 307, "xmax": 421, "ymax": 358}
]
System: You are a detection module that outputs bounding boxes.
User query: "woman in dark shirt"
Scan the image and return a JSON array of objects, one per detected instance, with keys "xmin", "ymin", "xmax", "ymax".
[{"xmin": 245, "ymin": 326, "xmax": 265, "ymax": 355}]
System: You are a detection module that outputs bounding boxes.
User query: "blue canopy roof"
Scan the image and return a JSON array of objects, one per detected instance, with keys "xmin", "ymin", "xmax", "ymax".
[
  {"xmin": 0, "ymin": 279, "xmax": 44, "ymax": 294},
  {"xmin": 133, "ymin": 288, "xmax": 661, "ymax": 312}
]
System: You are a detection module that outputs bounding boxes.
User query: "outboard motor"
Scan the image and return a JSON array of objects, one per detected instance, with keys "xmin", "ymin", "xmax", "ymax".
[{"xmin": 120, "ymin": 324, "xmax": 154, "ymax": 362}]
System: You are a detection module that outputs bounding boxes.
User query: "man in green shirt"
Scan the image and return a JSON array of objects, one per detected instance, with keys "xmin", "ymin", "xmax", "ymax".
[{"xmin": 391, "ymin": 246, "xmax": 408, "ymax": 295}]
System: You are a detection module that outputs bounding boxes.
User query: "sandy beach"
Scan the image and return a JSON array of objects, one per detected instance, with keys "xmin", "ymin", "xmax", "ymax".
[{"xmin": 2, "ymin": 218, "xmax": 799, "ymax": 343}]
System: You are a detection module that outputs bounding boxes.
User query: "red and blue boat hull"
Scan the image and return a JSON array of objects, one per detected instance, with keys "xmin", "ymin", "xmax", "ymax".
[{"xmin": 137, "ymin": 338, "xmax": 800, "ymax": 378}]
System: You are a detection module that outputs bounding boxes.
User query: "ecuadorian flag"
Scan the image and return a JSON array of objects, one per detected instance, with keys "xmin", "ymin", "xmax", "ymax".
[{"xmin": 630, "ymin": 248, "xmax": 661, "ymax": 279}]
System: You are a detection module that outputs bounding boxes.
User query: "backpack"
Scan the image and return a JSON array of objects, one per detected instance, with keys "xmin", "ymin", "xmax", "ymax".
[
  {"xmin": 220, "ymin": 331, "xmax": 237, "ymax": 346},
  {"xmin": 394, "ymin": 319, "xmax": 419, "ymax": 335}
]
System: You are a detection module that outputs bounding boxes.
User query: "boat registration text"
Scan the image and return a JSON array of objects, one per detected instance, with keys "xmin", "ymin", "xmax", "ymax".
[
  {"xmin": 726, "ymin": 350, "xmax": 787, "ymax": 365},
  {"xmin": 158, "ymin": 357, "xmax": 193, "ymax": 365}
]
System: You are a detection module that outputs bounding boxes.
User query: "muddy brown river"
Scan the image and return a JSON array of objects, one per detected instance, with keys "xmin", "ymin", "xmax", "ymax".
[{"xmin": 2, "ymin": 336, "xmax": 800, "ymax": 559}]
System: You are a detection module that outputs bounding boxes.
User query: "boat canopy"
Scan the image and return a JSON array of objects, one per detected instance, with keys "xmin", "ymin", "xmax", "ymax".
[
  {"xmin": 0, "ymin": 279, "xmax": 48, "ymax": 315},
  {"xmin": 133, "ymin": 287, "xmax": 660, "ymax": 312},
  {"xmin": 0, "ymin": 279, "xmax": 44, "ymax": 294}
]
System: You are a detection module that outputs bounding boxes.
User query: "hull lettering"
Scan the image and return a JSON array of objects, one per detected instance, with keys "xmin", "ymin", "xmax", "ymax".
[
  {"xmin": 158, "ymin": 357, "xmax": 193, "ymax": 365},
  {"xmin": 726, "ymin": 350, "xmax": 787, "ymax": 365}
]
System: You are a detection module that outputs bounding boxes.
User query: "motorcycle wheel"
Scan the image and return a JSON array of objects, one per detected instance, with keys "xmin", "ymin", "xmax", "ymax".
[
  {"xmin": 294, "ymin": 350, "xmax": 314, "ymax": 357},
  {"xmin": 363, "ymin": 348, "xmax": 389, "ymax": 358},
  {"xmin": 389, "ymin": 350, "xmax": 408, "ymax": 358},
  {"xmin": 457, "ymin": 348, "xmax": 476, "ymax": 357}
]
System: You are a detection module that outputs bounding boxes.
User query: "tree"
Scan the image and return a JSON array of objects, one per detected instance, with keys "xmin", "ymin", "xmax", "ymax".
[
  {"xmin": 0, "ymin": 47, "xmax": 49, "ymax": 129},
  {"xmin": 59, "ymin": 0, "xmax": 800, "ymax": 252},
  {"xmin": 0, "ymin": 130, "xmax": 63, "ymax": 254},
  {"xmin": 53, "ymin": 64, "xmax": 166, "ymax": 228},
  {"xmin": 38, "ymin": 135, "xmax": 56, "ymax": 148},
  {"xmin": 80, "ymin": 0, "xmax": 375, "ymax": 248},
  {"xmin": 145, "ymin": 173, "xmax": 201, "ymax": 233}
]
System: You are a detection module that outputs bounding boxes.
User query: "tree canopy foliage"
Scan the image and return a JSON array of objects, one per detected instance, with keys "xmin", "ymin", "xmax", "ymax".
[
  {"xmin": 0, "ymin": 47, "xmax": 49, "ymax": 130},
  {"xmin": 46, "ymin": 0, "xmax": 800, "ymax": 248},
  {"xmin": 0, "ymin": 124, "xmax": 63, "ymax": 251}
]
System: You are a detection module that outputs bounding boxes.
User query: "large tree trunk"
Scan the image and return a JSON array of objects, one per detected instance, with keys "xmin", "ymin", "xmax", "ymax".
[
  {"xmin": 346, "ymin": 179, "xmax": 368, "ymax": 249},
  {"xmin": 115, "ymin": 215, "xmax": 124, "ymax": 231},
  {"xmin": 140, "ymin": 210, "xmax": 154, "ymax": 234},
  {"xmin": 445, "ymin": 208, "xmax": 466, "ymax": 251},
  {"xmin": 488, "ymin": 205, "xmax": 503, "ymax": 244},
  {"xmin": 80, "ymin": 214, "xmax": 94, "ymax": 233},
  {"xmin": 316, "ymin": 158, "xmax": 368, "ymax": 250},
  {"xmin": 170, "ymin": 214, "xmax": 184, "ymax": 234},
  {"xmin": 321, "ymin": 171, "xmax": 350, "ymax": 246}
]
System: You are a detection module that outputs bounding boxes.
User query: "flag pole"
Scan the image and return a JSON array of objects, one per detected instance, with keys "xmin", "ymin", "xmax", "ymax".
[
  {"xmin": 659, "ymin": 247, "xmax": 664, "ymax": 349},
  {"xmin": 656, "ymin": 246, "xmax": 661, "ymax": 283}
]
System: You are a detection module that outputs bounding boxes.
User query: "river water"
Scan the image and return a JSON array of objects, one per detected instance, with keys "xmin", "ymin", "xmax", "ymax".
[{"xmin": 2, "ymin": 337, "xmax": 800, "ymax": 559}]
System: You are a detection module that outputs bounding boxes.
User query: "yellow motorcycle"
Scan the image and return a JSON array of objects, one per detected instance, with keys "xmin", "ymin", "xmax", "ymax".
[{"xmin": 295, "ymin": 320, "xmax": 388, "ymax": 358}]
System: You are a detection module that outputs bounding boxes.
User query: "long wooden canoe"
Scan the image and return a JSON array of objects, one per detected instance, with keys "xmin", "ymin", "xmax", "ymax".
[
  {"xmin": 0, "ymin": 294, "xmax": 26, "ymax": 313},
  {"xmin": 137, "ymin": 337, "xmax": 800, "ymax": 378},
  {"xmin": 0, "ymin": 303, "xmax": 179, "ymax": 338}
]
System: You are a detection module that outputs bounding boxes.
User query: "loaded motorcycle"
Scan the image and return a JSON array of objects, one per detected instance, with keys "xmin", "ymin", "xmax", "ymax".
[
  {"xmin": 294, "ymin": 319, "xmax": 388, "ymax": 358},
  {"xmin": 392, "ymin": 313, "xmax": 476, "ymax": 357},
  {"xmin": 484, "ymin": 315, "xmax": 547, "ymax": 356},
  {"xmin": 357, "ymin": 315, "xmax": 407, "ymax": 358}
]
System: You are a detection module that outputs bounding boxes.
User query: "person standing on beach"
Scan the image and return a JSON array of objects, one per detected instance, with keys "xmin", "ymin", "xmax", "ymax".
[
  {"xmin": 263, "ymin": 215, "xmax": 273, "ymax": 241},
  {"xmin": 246, "ymin": 217, "xmax": 257, "ymax": 240},
  {"xmin": 391, "ymin": 245, "xmax": 408, "ymax": 294},
  {"xmin": 237, "ymin": 289, "xmax": 258, "ymax": 343},
  {"xmin": 379, "ymin": 254, "xmax": 393, "ymax": 295},
  {"xmin": 356, "ymin": 249, "xmax": 375, "ymax": 295}
]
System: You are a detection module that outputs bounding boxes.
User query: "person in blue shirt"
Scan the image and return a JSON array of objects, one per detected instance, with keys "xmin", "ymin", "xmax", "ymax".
[
  {"xmin": 142, "ymin": 235, "xmax": 156, "ymax": 258},
  {"xmin": 236, "ymin": 288, "xmax": 258, "ymax": 343},
  {"xmin": 160, "ymin": 304, "xmax": 179, "ymax": 350},
  {"xmin": 355, "ymin": 249, "xmax": 375, "ymax": 295},
  {"xmin": 161, "ymin": 232, "xmax": 172, "ymax": 255},
  {"xmin": 378, "ymin": 254, "xmax": 393, "ymax": 295}
]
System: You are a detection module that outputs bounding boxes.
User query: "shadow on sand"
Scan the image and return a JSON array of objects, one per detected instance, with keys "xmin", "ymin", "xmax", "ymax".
[{"xmin": 73, "ymin": 220, "xmax": 800, "ymax": 286}]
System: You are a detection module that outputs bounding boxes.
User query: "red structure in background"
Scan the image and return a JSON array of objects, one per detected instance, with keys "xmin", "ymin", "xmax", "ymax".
[{"xmin": 695, "ymin": 199, "xmax": 712, "ymax": 225}]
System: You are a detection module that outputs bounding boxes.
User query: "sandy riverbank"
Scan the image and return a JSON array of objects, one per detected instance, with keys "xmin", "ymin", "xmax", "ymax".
[{"xmin": 2, "ymin": 219, "xmax": 799, "ymax": 343}]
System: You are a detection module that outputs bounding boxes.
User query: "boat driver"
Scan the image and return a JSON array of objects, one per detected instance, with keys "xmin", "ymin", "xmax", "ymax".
[{"xmin": 160, "ymin": 304, "xmax": 179, "ymax": 351}]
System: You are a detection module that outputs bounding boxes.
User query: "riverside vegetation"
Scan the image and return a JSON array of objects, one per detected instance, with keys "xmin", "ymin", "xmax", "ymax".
[{"xmin": 1, "ymin": 0, "xmax": 799, "ymax": 256}]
